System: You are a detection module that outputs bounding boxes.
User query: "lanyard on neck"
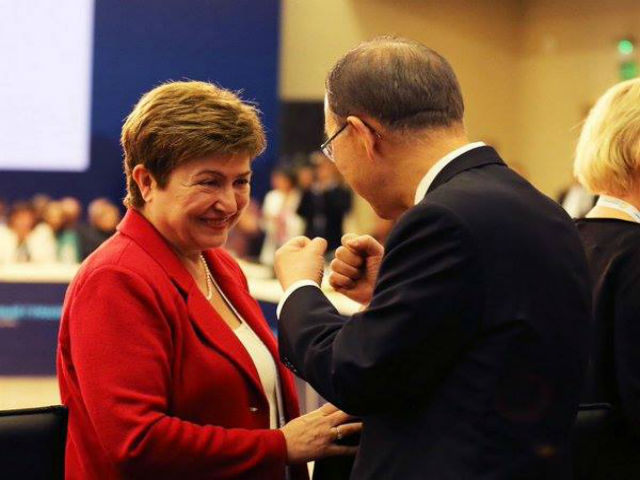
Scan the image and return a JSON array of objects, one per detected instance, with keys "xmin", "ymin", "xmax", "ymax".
[{"xmin": 596, "ymin": 195, "xmax": 640, "ymax": 224}]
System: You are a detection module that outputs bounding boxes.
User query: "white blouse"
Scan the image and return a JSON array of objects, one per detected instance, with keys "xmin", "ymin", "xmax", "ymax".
[{"xmin": 211, "ymin": 275, "xmax": 284, "ymax": 429}]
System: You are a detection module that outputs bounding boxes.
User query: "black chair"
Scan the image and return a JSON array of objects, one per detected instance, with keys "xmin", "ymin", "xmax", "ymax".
[
  {"xmin": 571, "ymin": 403, "xmax": 612, "ymax": 480},
  {"xmin": 0, "ymin": 405, "xmax": 67, "ymax": 480}
]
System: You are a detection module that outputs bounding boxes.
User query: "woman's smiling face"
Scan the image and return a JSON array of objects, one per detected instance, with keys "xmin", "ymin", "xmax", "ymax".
[{"xmin": 141, "ymin": 154, "xmax": 252, "ymax": 257}]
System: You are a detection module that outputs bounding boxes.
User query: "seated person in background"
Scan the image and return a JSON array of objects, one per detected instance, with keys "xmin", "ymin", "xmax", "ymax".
[
  {"xmin": 31, "ymin": 193, "xmax": 52, "ymax": 224},
  {"xmin": 297, "ymin": 152, "xmax": 352, "ymax": 253},
  {"xmin": 57, "ymin": 196, "xmax": 83, "ymax": 263},
  {"xmin": 77, "ymin": 198, "xmax": 121, "ymax": 260},
  {"xmin": 33, "ymin": 199, "xmax": 82, "ymax": 264},
  {"xmin": 0, "ymin": 201, "xmax": 56, "ymax": 263},
  {"xmin": 58, "ymin": 80, "xmax": 358, "ymax": 480},
  {"xmin": 573, "ymin": 78, "xmax": 640, "ymax": 479},
  {"xmin": 32, "ymin": 200, "xmax": 64, "ymax": 262},
  {"xmin": 259, "ymin": 166, "xmax": 304, "ymax": 266}
]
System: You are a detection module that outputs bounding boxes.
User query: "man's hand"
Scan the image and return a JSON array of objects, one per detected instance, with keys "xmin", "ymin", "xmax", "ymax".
[
  {"xmin": 274, "ymin": 236, "xmax": 328, "ymax": 291},
  {"xmin": 329, "ymin": 234, "xmax": 384, "ymax": 305}
]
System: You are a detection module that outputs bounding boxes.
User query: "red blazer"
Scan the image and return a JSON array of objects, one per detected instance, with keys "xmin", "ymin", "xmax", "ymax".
[{"xmin": 57, "ymin": 209, "xmax": 308, "ymax": 480}]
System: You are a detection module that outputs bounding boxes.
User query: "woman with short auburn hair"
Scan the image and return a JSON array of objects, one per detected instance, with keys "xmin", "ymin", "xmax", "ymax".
[
  {"xmin": 57, "ymin": 81, "xmax": 359, "ymax": 480},
  {"xmin": 573, "ymin": 78, "xmax": 640, "ymax": 479}
]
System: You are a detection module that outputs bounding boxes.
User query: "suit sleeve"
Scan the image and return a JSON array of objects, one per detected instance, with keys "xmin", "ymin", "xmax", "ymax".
[
  {"xmin": 68, "ymin": 265, "xmax": 286, "ymax": 479},
  {"xmin": 278, "ymin": 203, "xmax": 483, "ymax": 415},
  {"xmin": 613, "ymin": 260, "xmax": 640, "ymax": 436}
]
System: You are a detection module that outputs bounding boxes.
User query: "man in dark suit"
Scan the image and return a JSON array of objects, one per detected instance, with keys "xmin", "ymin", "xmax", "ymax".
[
  {"xmin": 273, "ymin": 36, "xmax": 591, "ymax": 479},
  {"xmin": 297, "ymin": 153, "xmax": 352, "ymax": 252}
]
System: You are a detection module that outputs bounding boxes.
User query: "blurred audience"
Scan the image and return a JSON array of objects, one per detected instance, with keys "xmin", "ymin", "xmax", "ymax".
[
  {"xmin": 0, "ymin": 159, "xmax": 371, "ymax": 267},
  {"xmin": 0, "ymin": 196, "xmax": 121, "ymax": 265}
]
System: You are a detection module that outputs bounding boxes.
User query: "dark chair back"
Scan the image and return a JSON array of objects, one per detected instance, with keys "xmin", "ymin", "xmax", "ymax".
[
  {"xmin": 0, "ymin": 405, "xmax": 67, "ymax": 480},
  {"xmin": 571, "ymin": 403, "xmax": 613, "ymax": 480}
]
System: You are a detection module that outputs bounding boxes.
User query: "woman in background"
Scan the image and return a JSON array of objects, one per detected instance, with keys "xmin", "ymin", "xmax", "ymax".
[
  {"xmin": 573, "ymin": 78, "xmax": 640, "ymax": 479},
  {"xmin": 0, "ymin": 201, "xmax": 56, "ymax": 263},
  {"xmin": 259, "ymin": 166, "xmax": 304, "ymax": 266},
  {"xmin": 57, "ymin": 81, "xmax": 359, "ymax": 480}
]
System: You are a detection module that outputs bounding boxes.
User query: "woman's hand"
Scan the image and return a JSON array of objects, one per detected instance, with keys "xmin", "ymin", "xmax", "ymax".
[{"xmin": 280, "ymin": 403, "xmax": 362, "ymax": 464}]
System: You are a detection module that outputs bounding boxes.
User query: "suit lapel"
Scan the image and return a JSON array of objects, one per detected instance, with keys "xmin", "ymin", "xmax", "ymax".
[
  {"xmin": 427, "ymin": 146, "xmax": 505, "ymax": 195},
  {"xmin": 117, "ymin": 210, "xmax": 266, "ymax": 399},
  {"xmin": 206, "ymin": 251, "xmax": 279, "ymax": 354},
  {"xmin": 207, "ymin": 251, "xmax": 301, "ymax": 419}
]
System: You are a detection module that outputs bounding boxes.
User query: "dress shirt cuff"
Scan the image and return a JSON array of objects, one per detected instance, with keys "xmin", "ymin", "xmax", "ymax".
[{"xmin": 276, "ymin": 280, "xmax": 321, "ymax": 319}]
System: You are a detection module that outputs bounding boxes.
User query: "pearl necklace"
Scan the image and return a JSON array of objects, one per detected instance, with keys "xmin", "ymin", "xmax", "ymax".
[{"xmin": 200, "ymin": 254, "xmax": 213, "ymax": 301}]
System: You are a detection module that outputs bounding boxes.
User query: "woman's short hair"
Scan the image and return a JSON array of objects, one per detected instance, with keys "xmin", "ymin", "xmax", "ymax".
[
  {"xmin": 574, "ymin": 78, "xmax": 640, "ymax": 196},
  {"xmin": 121, "ymin": 81, "xmax": 266, "ymax": 208}
]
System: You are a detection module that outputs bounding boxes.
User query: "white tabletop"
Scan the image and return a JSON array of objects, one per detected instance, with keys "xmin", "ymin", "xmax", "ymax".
[{"xmin": 0, "ymin": 260, "xmax": 362, "ymax": 316}]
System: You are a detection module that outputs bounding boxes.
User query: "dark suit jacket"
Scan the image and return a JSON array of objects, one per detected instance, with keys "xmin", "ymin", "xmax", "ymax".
[{"xmin": 279, "ymin": 147, "xmax": 591, "ymax": 479}]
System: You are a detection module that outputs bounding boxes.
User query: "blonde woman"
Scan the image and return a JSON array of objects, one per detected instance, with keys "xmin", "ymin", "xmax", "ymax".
[{"xmin": 574, "ymin": 78, "xmax": 640, "ymax": 479}]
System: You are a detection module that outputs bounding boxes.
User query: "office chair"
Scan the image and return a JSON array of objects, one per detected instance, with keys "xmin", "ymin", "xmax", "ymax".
[{"xmin": 0, "ymin": 405, "xmax": 67, "ymax": 479}]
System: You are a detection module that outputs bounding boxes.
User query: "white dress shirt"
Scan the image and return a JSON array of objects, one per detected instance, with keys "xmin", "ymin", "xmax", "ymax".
[{"xmin": 276, "ymin": 141, "xmax": 487, "ymax": 316}]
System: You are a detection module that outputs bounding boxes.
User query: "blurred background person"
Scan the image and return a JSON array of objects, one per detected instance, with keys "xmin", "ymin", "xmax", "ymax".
[
  {"xmin": 296, "ymin": 163, "xmax": 315, "ymax": 192},
  {"xmin": 573, "ymin": 78, "xmax": 640, "ymax": 479},
  {"xmin": 77, "ymin": 198, "xmax": 121, "ymax": 260},
  {"xmin": 0, "ymin": 201, "xmax": 55, "ymax": 263},
  {"xmin": 0, "ymin": 197, "xmax": 7, "ymax": 225},
  {"xmin": 225, "ymin": 198, "xmax": 265, "ymax": 261},
  {"xmin": 297, "ymin": 152, "xmax": 352, "ymax": 254},
  {"xmin": 31, "ymin": 200, "xmax": 64, "ymax": 263},
  {"xmin": 260, "ymin": 165, "xmax": 304, "ymax": 266},
  {"xmin": 30, "ymin": 193, "xmax": 52, "ymax": 224},
  {"xmin": 57, "ymin": 196, "xmax": 83, "ymax": 263},
  {"xmin": 32, "ymin": 198, "xmax": 83, "ymax": 264}
]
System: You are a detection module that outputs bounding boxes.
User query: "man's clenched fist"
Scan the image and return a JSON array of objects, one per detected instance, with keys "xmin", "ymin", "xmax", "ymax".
[
  {"xmin": 329, "ymin": 234, "xmax": 384, "ymax": 305},
  {"xmin": 274, "ymin": 236, "xmax": 328, "ymax": 291}
]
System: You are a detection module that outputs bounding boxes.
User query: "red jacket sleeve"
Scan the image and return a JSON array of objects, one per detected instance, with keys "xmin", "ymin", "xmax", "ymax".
[{"xmin": 67, "ymin": 265, "xmax": 287, "ymax": 479}]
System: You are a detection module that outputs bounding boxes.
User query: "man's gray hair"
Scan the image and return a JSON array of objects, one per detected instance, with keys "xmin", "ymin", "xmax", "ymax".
[{"xmin": 326, "ymin": 36, "xmax": 464, "ymax": 131}]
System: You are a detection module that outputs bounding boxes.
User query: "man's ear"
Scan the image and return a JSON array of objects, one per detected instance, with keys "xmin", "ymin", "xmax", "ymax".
[
  {"xmin": 347, "ymin": 116, "xmax": 380, "ymax": 161},
  {"xmin": 131, "ymin": 164, "xmax": 156, "ymax": 203}
]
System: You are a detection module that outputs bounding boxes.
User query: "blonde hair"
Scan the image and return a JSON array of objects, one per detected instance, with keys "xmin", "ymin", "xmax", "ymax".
[
  {"xmin": 574, "ymin": 78, "xmax": 640, "ymax": 196},
  {"xmin": 121, "ymin": 81, "xmax": 266, "ymax": 208}
]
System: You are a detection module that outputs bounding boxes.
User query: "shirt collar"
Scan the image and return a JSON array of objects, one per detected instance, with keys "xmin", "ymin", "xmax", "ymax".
[{"xmin": 413, "ymin": 141, "xmax": 486, "ymax": 205}]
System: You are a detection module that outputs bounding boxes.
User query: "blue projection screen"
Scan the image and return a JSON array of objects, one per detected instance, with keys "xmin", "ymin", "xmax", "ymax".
[{"xmin": 0, "ymin": 0, "xmax": 280, "ymax": 205}]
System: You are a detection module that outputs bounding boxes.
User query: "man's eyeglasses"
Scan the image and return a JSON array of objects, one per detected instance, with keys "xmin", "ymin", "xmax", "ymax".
[{"xmin": 320, "ymin": 120, "xmax": 381, "ymax": 162}]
